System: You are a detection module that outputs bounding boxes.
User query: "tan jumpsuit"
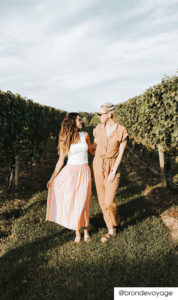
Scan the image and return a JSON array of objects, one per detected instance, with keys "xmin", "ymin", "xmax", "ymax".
[{"xmin": 93, "ymin": 122, "xmax": 128, "ymax": 229}]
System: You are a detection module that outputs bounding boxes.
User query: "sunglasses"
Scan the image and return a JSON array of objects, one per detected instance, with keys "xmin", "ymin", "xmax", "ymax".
[{"xmin": 97, "ymin": 112, "xmax": 107, "ymax": 117}]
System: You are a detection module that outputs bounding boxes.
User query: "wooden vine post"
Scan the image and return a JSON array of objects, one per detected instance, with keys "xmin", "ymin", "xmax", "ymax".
[
  {"xmin": 158, "ymin": 145, "xmax": 166, "ymax": 187},
  {"xmin": 116, "ymin": 75, "xmax": 177, "ymax": 188},
  {"xmin": 15, "ymin": 153, "xmax": 20, "ymax": 187}
]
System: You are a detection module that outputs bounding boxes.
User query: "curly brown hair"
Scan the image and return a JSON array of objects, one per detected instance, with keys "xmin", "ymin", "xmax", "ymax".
[{"xmin": 57, "ymin": 112, "xmax": 80, "ymax": 156}]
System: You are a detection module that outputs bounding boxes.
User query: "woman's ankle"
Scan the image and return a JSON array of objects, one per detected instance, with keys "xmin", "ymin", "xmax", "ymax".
[
  {"xmin": 108, "ymin": 228, "xmax": 116, "ymax": 236},
  {"xmin": 75, "ymin": 230, "xmax": 81, "ymax": 237},
  {"xmin": 84, "ymin": 227, "xmax": 89, "ymax": 235}
]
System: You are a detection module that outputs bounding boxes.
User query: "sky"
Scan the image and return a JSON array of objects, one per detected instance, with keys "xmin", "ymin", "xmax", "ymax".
[{"xmin": 0, "ymin": 0, "xmax": 178, "ymax": 113}]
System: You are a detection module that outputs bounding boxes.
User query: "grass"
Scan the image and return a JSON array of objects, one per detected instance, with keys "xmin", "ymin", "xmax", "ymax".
[
  {"xmin": 0, "ymin": 164, "xmax": 178, "ymax": 300},
  {"xmin": 0, "ymin": 135, "xmax": 177, "ymax": 300}
]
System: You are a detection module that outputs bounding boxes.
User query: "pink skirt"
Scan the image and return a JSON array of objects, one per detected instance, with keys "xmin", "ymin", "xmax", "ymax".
[{"xmin": 46, "ymin": 163, "xmax": 91, "ymax": 230}]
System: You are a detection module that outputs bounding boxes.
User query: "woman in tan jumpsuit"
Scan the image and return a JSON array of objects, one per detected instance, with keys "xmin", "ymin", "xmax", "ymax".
[{"xmin": 93, "ymin": 103, "xmax": 128, "ymax": 242}]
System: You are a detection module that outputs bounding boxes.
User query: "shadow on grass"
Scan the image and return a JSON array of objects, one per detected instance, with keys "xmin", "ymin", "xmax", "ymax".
[
  {"xmin": 89, "ymin": 167, "xmax": 157, "ymax": 235},
  {"xmin": 119, "ymin": 161, "xmax": 177, "ymax": 217},
  {"xmin": 1, "ymin": 209, "xmax": 23, "ymax": 220},
  {"xmin": 0, "ymin": 229, "xmax": 74, "ymax": 299},
  {"xmin": 0, "ymin": 228, "xmax": 177, "ymax": 300},
  {"xmin": 89, "ymin": 212, "xmax": 105, "ymax": 232},
  {"xmin": 143, "ymin": 186, "xmax": 178, "ymax": 215},
  {"xmin": 89, "ymin": 194, "xmax": 157, "ymax": 237},
  {"xmin": 0, "ymin": 191, "xmax": 177, "ymax": 299},
  {"xmin": 119, "ymin": 196, "xmax": 157, "ymax": 227},
  {"xmin": 1, "ymin": 146, "xmax": 177, "ymax": 299},
  {"xmin": 23, "ymin": 199, "xmax": 47, "ymax": 213},
  {"xmin": 0, "ymin": 231, "xmax": 9, "ymax": 238},
  {"xmin": 89, "ymin": 161, "xmax": 177, "ymax": 241}
]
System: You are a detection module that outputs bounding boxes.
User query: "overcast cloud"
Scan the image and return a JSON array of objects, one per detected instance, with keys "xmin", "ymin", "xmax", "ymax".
[{"xmin": 0, "ymin": 0, "xmax": 178, "ymax": 112}]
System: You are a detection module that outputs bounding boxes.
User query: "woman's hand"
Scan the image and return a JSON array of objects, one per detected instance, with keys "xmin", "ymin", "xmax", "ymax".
[
  {"xmin": 47, "ymin": 152, "xmax": 65, "ymax": 189},
  {"xmin": 92, "ymin": 142, "xmax": 96, "ymax": 150},
  {"xmin": 47, "ymin": 179, "xmax": 53, "ymax": 189},
  {"xmin": 107, "ymin": 171, "xmax": 116, "ymax": 183}
]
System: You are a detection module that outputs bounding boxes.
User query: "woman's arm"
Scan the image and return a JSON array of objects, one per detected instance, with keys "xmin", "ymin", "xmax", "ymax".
[
  {"xmin": 85, "ymin": 132, "xmax": 95, "ymax": 155},
  {"xmin": 107, "ymin": 139, "xmax": 127, "ymax": 183},
  {"xmin": 47, "ymin": 150, "xmax": 65, "ymax": 188},
  {"xmin": 112, "ymin": 139, "xmax": 127, "ymax": 171}
]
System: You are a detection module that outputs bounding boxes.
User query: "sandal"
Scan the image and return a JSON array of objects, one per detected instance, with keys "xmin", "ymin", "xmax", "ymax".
[
  {"xmin": 74, "ymin": 235, "xmax": 81, "ymax": 243},
  {"xmin": 101, "ymin": 233, "xmax": 114, "ymax": 243},
  {"xmin": 84, "ymin": 234, "xmax": 91, "ymax": 242}
]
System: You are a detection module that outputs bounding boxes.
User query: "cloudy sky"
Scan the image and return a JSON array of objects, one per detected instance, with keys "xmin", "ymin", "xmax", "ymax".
[{"xmin": 0, "ymin": 0, "xmax": 178, "ymax": 113}]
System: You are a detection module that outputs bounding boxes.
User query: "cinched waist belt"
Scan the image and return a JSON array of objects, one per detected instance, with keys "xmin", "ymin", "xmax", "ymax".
[
  {"xmin": 94, "ymin": 156, "xmax": 117, "ymax": 178},
  {"xmin": 95, "ymin": 155, "xmax": 117, "ymax": 160}
]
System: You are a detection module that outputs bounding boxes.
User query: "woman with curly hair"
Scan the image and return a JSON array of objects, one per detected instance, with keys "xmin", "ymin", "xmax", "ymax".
[{"xmin": 46, "ymin": 113, "xmax": 94, "ymax": 242}]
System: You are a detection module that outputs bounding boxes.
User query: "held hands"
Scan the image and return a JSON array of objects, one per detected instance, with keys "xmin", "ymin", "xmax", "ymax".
[{"xmin": 92, "ymin": 143, "xmax": 96, "ymax": 150}]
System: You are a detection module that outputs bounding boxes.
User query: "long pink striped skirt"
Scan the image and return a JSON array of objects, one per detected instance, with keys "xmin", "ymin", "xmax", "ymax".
[{"xmin": 46, "ymin": 163, "xmax": 91, "ymax": 230}]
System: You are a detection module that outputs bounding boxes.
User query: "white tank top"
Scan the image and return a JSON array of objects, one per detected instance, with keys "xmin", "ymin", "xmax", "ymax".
[{"xmin": 67, "ymin": 132, "xmax": 88, "ymax": 165}]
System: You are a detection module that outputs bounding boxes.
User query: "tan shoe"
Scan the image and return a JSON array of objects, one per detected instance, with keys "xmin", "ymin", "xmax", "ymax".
[{"xmin": 101, "ymin": 233, "xmax": 114, "ymax": 243}]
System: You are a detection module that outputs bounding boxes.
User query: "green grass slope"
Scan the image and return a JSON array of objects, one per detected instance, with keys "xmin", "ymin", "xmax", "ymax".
[{"xmin": 0, "ymin": 160, "xmax": 178, "ymax": 300}]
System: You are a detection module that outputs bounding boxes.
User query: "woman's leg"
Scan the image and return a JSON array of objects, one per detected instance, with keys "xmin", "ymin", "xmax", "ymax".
[
  {"xmin": 93, "ymin": 161, "xmax": 113, "ymax": 229},
  {"xmin": 104, "ymin": 172, "xmax": 120, "ymax": 227},
  {"xmin": 84, "ymin": 226, "xmax": 91, "ymax": 242},
  {"xmin": 101, "ymin": 173, "xmax": 121, "ymax": 242}
]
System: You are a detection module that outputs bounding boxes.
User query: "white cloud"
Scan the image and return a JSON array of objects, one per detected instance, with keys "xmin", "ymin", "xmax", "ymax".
[{"xmin": 0, "ymin": 0, "xmax": 178, "ymax": 112}]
